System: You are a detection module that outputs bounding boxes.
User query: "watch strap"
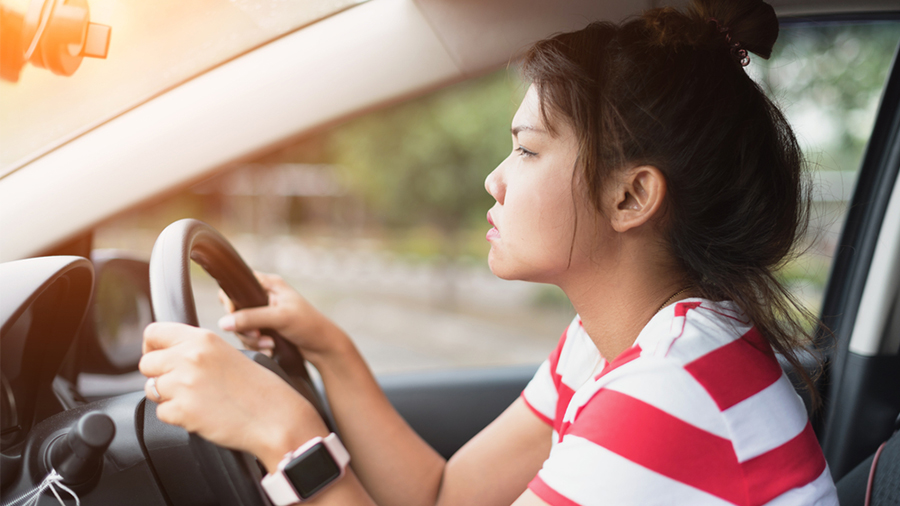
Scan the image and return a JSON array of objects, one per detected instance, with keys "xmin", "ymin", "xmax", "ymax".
[
  {"xmin": 321, "ymin": 433, "xmax": 351, "ymax": 471},
  {"xmin": 261, "ymin": 471, "xmax": 300, "ymax": 506},
  {"xmin": 261, "ymin": 433, "xmax": 350, "ymax": 505}
]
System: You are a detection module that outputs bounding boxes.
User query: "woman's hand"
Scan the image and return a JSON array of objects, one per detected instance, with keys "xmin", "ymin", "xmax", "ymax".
[
  {"xmin": 217, "ymin": 272, "xmax": 349, "ymax": 364},
  {"xmin": 139, "ymin": 322, "xmax": 328, "ymax": 471}
]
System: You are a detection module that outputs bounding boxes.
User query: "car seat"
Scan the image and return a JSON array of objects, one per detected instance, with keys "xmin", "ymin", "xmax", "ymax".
[{"xmin": 837, "ymin": 427, "xmax": 900, "ymax": 505}]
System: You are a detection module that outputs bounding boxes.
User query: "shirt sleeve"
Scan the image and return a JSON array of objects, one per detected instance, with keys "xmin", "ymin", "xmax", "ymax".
[
  {"xmin": 521, "ymin": 327, "xmax": 569, "ymax": 426},
  {"xmin": 521, "ymin": 359, "xmax": 556, "ymax": 426},
  {"xmin": 527, "ymin": 358, "xmax": 834, "ymax": 506},
  {"xmin": 528, "ymin": 362, "xmax": 739, "ymax": 506}
]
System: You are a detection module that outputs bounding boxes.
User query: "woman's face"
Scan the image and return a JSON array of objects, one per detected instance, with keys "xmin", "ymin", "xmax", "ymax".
[{"xmin": 484, "ymin": 85, "xmax": 598, "ymax": 284}]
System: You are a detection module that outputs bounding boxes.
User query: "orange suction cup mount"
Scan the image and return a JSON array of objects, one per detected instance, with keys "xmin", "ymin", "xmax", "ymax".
[{"xmin": 1, "ymin": 0, "xmax": 110, "ymax": 81}]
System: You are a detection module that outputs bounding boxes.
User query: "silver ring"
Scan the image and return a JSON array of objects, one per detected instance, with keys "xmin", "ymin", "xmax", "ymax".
[{"xmin": 147, "ymin": 377, "xmax": 162, "ymax": 402}]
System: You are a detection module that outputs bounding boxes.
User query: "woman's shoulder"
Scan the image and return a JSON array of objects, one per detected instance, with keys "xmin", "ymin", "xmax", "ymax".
[
  {"xmin": 633, "ymin": 298, "xmax": 768, "ymax": 368},
  {"xmin": 532, "ymin": 315, "xmax": 601, "ymax": 400},
  {"xmin": 551, "ymin": 301, "xmax": 830, "ymax": 504},
  {"xmin": 566, "ymin": 298, "xmax": 815, "ymax": 462},
  {"xmin": 622, "ymin": 298, "xmax": 795, "ymax": 418},
  {"xmin": 563, "ymin": 301, "xmax": 805, "ymax": 429}
]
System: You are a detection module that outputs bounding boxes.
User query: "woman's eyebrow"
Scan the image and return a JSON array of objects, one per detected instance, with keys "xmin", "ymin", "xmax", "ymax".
[{"xmin": 511, "ymin": 124, "xmax": 546, "ymax": 137}]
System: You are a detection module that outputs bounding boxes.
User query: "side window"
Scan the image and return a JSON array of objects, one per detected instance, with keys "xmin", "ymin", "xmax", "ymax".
[
  {"xmin": 96, "ymin": 70, "xmax": 576, "ymax": 375},
  {"xmin": 94, "ymin": 20, "xmax": 900, "ymax": 374},
  {"xmin": 749, "ymin": 21, "xmax": 900, "ymax": 316}
]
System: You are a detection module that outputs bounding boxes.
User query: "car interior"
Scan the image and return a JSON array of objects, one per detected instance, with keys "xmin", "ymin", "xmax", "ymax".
[{"xmin": 1, "ymin": 0, "xmax": 900, "ymax": 504}]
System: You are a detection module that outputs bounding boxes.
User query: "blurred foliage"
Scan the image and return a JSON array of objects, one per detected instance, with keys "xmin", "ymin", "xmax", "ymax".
[
  {"xmin": 753, "ymin": 22, "xmax": 900, "ymax": 310},
  {"xmin": 328, "ymin": 70, "xmax": 526, "ymax": 239},
  {"xmin": 752, "ymin": 22, "xmax": 900, "ymax": 173},
  {"xmin": 776, "ymin": 253, "xmax": 833, "ymax": 314}
]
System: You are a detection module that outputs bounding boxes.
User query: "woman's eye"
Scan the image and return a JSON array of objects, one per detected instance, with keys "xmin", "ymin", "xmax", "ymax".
[{"xmin": 515, "ymin": 146, "xmax": 537, "ymax": 158}]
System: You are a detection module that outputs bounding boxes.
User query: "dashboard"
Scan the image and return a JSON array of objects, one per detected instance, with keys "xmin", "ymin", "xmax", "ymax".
[
  {"xmin": 0, "ymin": 254, "xmax": 280, "ymax": 506},
  {"xmin": 0, "ymin": 256, "xmax": 169, "ymax": 505},
  {"xmin": 0, "ymin": 258, "xmax": 93, "ymax": 452}
]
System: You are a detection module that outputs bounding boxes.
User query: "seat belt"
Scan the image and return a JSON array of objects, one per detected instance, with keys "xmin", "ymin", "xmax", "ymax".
[{"xmin": 865, "ymin": 440, "xmax": 889, "ymax": 506}]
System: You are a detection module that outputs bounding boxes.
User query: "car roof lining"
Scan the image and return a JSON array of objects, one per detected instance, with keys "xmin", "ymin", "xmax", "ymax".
[{"xmin": 415, "ymin": 0, "xmax": 900, "ymax": 79}]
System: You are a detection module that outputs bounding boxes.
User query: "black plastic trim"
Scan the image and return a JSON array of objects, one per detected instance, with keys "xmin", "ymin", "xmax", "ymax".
[
  {"xmin": 826, "ymin": 353, "xmax": 900, "ymax": 478},
  {"xmin": 380, "ymin": 365, "xmax": 538, "ymax": 459},
  {"xmin": 780, "ymin": 12, "xmax": 900, "ymax": 25},
  {"xmin": 820, "ymin": 38, "xmax": 900, "ymax": 479}
]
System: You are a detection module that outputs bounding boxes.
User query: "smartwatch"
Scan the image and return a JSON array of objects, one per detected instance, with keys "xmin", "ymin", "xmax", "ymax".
[{"xmin": 261, "ymin": 433, "xmax": 351, "ymax": 505}]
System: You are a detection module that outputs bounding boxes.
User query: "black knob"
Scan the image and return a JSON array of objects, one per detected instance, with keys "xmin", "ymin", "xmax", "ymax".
[{"xmin": 49, "ymin": 411, "xmax": 115, "ymax": 485}]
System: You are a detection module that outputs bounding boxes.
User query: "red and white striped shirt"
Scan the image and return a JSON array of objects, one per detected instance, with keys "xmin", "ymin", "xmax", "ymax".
[{"xmin": 521, "ymin": 299, "xmax": 837, "ymax": 505}]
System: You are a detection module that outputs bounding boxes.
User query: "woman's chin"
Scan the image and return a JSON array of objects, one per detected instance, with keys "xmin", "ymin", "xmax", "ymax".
[
  {"xmin": 487, "ymin": 252, "xmax": 523, "ymax": 281},
  {"xmin": 487, "ymin": 251, "xmax": 510, "ymax": 279},
  {"xmin": 489, "ymin": 268, "xmax": 516, "ymax": 281},
  {"xmin": 488, "ymin": 252, "xmax": 565, "ymax": 285}
]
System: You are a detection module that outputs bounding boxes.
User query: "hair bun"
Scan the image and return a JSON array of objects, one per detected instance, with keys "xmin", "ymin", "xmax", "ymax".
[{"xmin": 691, "ymin": 0, "xmax": 779, "ymax": 59}]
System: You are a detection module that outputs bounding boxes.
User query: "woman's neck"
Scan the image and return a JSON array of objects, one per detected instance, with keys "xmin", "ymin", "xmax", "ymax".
[{"xmin": 560, "ymin": 254, "xmax": 691, "ymax": 362}]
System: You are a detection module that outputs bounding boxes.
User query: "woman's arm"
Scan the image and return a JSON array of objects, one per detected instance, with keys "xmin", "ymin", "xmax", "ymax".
[
  {"xmin": 219, "ymin": 273, "xmax": 553, "ymax": 506},
  {"xmin": 310, "ymin": 331, "xmax": 552, "ymax": 506},
  {"xmin": 438, "ymin": 398, "xmax": 552, "ymax": 506}
]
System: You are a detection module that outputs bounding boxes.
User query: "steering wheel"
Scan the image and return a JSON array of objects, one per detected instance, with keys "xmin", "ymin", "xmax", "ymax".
[{"xmin": 148, "ymin": 218, "xmax": 330, "ymax": 506}]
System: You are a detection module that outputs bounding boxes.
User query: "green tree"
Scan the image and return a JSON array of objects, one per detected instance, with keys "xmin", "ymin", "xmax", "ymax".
[
  {"xmin": 754, "ymin": 23, "xmax": 900, "ymax": 173},
  {"xmin": 752, "ymin": 22, "xmax": 900, "ymax": 313},
  {"xmin": 329, "ymin": 69, "xmax": 526, "ymax": 251}
]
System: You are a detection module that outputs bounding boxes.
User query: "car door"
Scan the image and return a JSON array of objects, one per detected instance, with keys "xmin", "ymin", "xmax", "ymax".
[{"xmin": 817, "ymin": 25, "xmax": 900, "ymax": 479}]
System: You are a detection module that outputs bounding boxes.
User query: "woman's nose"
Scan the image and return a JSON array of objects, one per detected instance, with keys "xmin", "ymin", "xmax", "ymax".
[{"xmin": 485, "ymin": 166, "xmax": 505, "ymax": 204}]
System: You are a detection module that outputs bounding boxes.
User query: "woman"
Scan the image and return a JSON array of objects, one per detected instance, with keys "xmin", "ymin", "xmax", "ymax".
[{"xmin": 139, "ymin": 0, "xmax": 839, "ymax": 503}]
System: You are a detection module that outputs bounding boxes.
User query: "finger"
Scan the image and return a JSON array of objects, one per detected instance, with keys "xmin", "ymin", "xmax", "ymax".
[
  {"xmin": 234, "ymin": 328, "xmax": 262, "ymax": 349},
  {"xmin": 151, "ymin": 372, "xmax": 180, "ymax": 403},
  {"xmin": 144, "ymin": 376, "xmax": 165, "ymax": 403},
  {"xmin": 139, "ymin": 348, "xmax": 180, "ymax": 377},
  {"xmin": 254, "ymin": 271, "xmax": 297, "ymax": 307},
  {"xmin": 247, "ymin": 333, "xmax": 275, "ymax": 350},
  {"xmin": 218, "ymin": 289, "xmax": 236, "ymax": 313},
  {"xmin": 235, "ymin": 332, "xmax": 274, "ymax": 352},
  {"xmin": 253, "ymin": 271, "xmax": 285, "ymax": 292},
  {"xmin": 143, "ymin": 322, "xmax": 202, "ymax": 354},
  {"xmin": 235, "ymin": 334, "xmax": 275, "ymax": 354},
  {"xmin": 218, "ymin": 306, "xmax": 283, "ymax": 334},
  {"xmin": 155, "ymin": 398, "xmax": 184, "ymax": 428},
  {"xmin": 144, "ymin": 378, "xmax": 157, "ymax": 402}
]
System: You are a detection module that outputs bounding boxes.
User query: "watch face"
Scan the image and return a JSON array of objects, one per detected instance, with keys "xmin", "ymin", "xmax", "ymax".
[{"xmin": 284, "ymin": 442, "xmax": 341, "ymax": 499}]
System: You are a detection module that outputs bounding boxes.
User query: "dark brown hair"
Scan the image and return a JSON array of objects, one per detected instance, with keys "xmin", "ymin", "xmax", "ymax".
[{"xmin": 522, "ymin": 0, "xmax": 821, "ymax": 407}]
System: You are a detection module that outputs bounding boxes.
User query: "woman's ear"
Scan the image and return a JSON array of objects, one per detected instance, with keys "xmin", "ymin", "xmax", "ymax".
[{"xmin": 609, "ymin": 166, "xmax": 667, "ymax": 233}]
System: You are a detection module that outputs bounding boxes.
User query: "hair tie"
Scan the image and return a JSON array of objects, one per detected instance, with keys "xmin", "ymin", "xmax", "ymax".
[{"xmin": 708, "ymin": 18, "xmax": 750, "ymax": 67}]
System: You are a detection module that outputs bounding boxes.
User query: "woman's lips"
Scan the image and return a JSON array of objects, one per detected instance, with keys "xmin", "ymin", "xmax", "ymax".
[{"xmin": 486, "ymin": 211, "xmax": 500, "ymax": 241}]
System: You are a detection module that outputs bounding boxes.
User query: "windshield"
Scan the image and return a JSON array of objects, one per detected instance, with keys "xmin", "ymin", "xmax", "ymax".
[{"xmin": 0, "ymin": 0, "xmax": 365, "ymax": 174}]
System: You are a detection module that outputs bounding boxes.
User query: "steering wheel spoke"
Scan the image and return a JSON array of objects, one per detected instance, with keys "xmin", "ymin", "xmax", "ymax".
[{"xmin": 147, "ymin": 218, "xmax": 330, "ymax": 506}]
